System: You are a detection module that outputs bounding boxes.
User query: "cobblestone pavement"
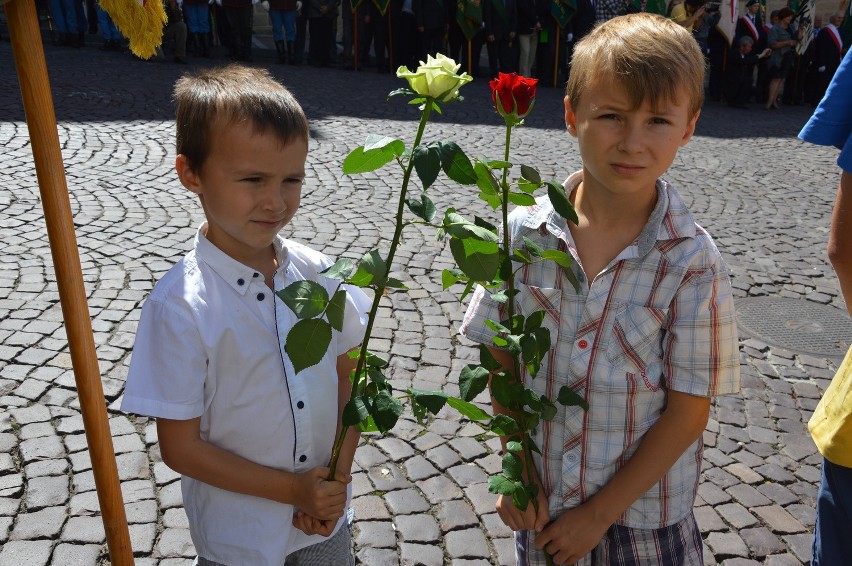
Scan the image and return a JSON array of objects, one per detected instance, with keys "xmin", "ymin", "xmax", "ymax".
[{"xmin": 1, "ymin": 40, "xmax": 849, "ymax": 566}]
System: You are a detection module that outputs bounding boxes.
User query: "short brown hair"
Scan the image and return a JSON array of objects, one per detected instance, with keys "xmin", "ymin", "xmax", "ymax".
[
  {"xmin": 174, "ymin": 65, "xmax": 309, "ymax": 171},
  {"xmin": 566, "ymin": 13, "xmax": 705, "ymax": 117}
]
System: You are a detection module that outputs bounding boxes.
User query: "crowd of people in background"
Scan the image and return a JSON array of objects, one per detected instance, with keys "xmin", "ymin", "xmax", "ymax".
[{"xmin": 8, "ymin": 0, "xmax": 849, "ymax": 106}]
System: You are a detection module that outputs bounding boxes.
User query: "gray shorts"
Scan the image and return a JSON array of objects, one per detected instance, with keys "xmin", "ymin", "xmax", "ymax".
[{"xmin": 195, "ymin": 519, "xmax": 354, "ymax": 566}]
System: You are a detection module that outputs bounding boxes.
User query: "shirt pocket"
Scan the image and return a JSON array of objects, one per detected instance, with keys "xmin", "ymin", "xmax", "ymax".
[
  {"xmin": 606, "ymin": 303, "xmax": 668, "ymax": 391},
  {"xmin": 514, "ymin": 283, "xmax": 562, "ymax": 386}
]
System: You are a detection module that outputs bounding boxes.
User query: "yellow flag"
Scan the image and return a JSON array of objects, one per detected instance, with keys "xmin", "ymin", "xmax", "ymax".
[{"xmin": 99, "ymin": 0, "xmax": 166, "ymax": 59}]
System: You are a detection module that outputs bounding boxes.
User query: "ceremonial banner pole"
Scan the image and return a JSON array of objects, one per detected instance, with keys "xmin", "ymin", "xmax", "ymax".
[
  {"xmin": 553, "ymin": 25, "xmax": 560, "ymax": 87},
  {"xmin": 4, "ymin": 1, "xmax": 133, "ymax": 563}
]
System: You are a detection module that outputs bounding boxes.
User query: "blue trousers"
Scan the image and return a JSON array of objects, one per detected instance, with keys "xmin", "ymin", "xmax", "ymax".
[
  {"xmin": 49, "ymin": 0, "xmax": 77, "ymax": 34},
  {"xmin": 812, "ymin": 458, "xmax": 852, "ymax": 566},
  {"xmin": 269, "ymin": 9, "xmax": 296, "ymax": 42},
  {"xmin": 95, "ymin": 4, "xmax": 121, "ymax": 40},
  {"xmin": 185, "ymin": 4, "xmax": 211, "ymax": 34}
]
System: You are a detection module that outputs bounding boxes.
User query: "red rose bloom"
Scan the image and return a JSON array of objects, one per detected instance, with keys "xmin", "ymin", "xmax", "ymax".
[{"xmin": 490, "ymin": 72, "xmax": 538, "ymax": 122}]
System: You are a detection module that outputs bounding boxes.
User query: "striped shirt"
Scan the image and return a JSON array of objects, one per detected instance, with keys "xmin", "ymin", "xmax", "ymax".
[{"xmin": 459, "ymin": 172, "xmax": 740, "ymax": 543}]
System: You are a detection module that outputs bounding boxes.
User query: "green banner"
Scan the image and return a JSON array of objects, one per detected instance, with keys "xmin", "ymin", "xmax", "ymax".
[
  {"xmin": 456, "ymin": 0, "xmax": 483, "ymax": 41},
  {"xmin": 351, "ymin": 0, "xmax": 364, "ymax": 11},
  {"xmin": 644, "ymin": 0, "xmax": 666, "ymax": 15},
  {"xmin": 841, "ymin": 3, "xmax": 852, "ymax": 49},
  {"xmin": 551, "ymin": 0, "xmax": 575, "ymax": 27}
]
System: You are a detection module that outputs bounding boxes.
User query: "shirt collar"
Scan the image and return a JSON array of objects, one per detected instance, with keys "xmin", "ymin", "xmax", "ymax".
[
  {"xmin": 193, "ymin": 222, "xmax": 290, "ymax": 295},
  {"xmin": 523, "ymin": 170, "xmax": 697, "ymax": 259}
]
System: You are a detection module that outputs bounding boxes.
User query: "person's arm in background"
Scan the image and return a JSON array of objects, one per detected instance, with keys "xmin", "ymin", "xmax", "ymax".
[{"xmin": 829, "ymin": 171, "xmax": 852, "ymax": 316}]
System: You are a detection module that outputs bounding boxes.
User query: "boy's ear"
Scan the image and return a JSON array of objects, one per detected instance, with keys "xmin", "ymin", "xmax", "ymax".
[
  {"xmin": 175, "ymin": 154, "xmax": 202, "ymax": 195},
  {"xmin": 679, "ymin": 111, "xmax": 701, "ymax": 147},
  {"xmin": 564, "ymin": 96, "xmax": 578, "ymax": 138}
]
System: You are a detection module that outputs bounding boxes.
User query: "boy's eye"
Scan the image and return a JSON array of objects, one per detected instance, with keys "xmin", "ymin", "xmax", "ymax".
[
  {"xmin": 242, "ymin": 176, "xmax": 263, "ymax": 183},
  {"xmin": 650, "ymin": 117, "xmax": 671, "ymax": 125},
  {"xmin": 599, "ymin": 113, "xmax": 620, "ymax": 120}
]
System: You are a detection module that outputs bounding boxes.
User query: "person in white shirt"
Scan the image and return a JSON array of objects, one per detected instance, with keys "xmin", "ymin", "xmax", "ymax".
[{"xmin": 121, "ymin": 64, "xmax": 370, "ymax": 566}]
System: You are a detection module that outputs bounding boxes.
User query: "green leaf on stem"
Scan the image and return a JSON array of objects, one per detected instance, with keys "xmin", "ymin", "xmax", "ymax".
[
  {"xmin": 488, "ymin": 474, "xmax": 517, "ymax": 496},
  {"xmin": 446, "ymin": 397, "xmax": 491, "ymax": 421},
  {"xmin": 343, "ymin": 145, "xmax": 396, "ymax": 174},
  {"xmin": 441, "ymin": 269, "xmax": 465, "ymax": 290},
  {"xmin": 505, "ymin": 440, "xmax": 523, "ymax": 453},
  {"xmin": 348, "ymin": 250, "xmax": 387, "ymax": 287},
  {"xmin": 562, "ymin": 265, "xmax": 582, "ymax": 293},
  {"xmin": 473, "ymin": 216, "xmax": 498, "ymax": 233},
  {"xmin": 522, "ymin": 387, "xmax": 542, "ymax": 411},
  {"xmin": 320, "ymin": 258, "xmax": 356, "ymax": 280},
  {"xmin": 490, "ymin": 290, "xmax": 509, "ymax": 304},
  {"xmin": 405, "ymin": 192, "xmax": 437, "ymax": 222},
  {"xmin": 524, "ymin": 311, "xmax": 545, "ymax": 332},
  {"xmin": 512, "ymin": 486, "xmax": 530, "ymax": 511},
  {"xmin": 484, "ymin": 319, "xmax": 511, "ymax": 334},
  {"xmin": 523, "ymin": 237, "xmax": 545, "ymax": 258},
  {"xmin": 474, "ymin": 162, "xmax": 501, "ymax": 208},
  {"xmin": 459, "ymin": 364, "xmax": 490, "ymax": 402},
  {"xmin": 520, "ymin": 164, "xmax": 541, "ymax": 184},
  {"xmin": 518, "ymin": 179, "xmax": 540, "ymax": 194},
  {"xmin": 507, "ymin": 192, "xmax": 537, "ymax": 207},
  {"xmin": 502, "ymin": 452, "xmax": 523, "ymax": 480},
  {"xmin": 485, "ymin": 159, "xmax": 512, "ymax": 169},
  {"xmin": 546, "ymin": 180, "xmax": 580, "ymax": 225},
  {"xmin": 276, "ymin": 281, "xmax": 329, "ymax": 319},
  {"xmin": 363, "ymin": 135, "xmax": 405, "ymax": 155},
  {"xmin": 540, "ymin": 249, "xmax": 573, "ymax": 268},
  {"xmin": 490, "ymin": 413, "xmax": 520, "ymax": 436},
  {"xmin": 491, "ymin": 372, "xmax": 523, "ymax": 407},
  {"xmin": 438, "ymin": 141, "xmax": 477, "ymax": 185},
  {"xmin": 285, "ymin": 318, "xmax": 332, "ymax": 373},
  {"xmin": 413, "ymin": 144, "xmax": 442, "ymax": 189},
  {"xmin": 409, "ymin": 388, "xmax": 449, "ymax": 415},
  {"xmin": 513, "ymin": 249, "xmax": 531, "ymax": 264},
  {"xmin": 369, "ymin": 390, "xmax": 403, "ymax": 432},
  {"xmin": 342, "ymin": 396, "xmax": 370, "ymax": 426},
  {"xmin": 479, "ymin": 344, "xmax": 502, "ymax": 371},
  {"xmin": 557, "ymin": 386, "xmax": 589, "ymax": 410},
  {"xmin": 349, "ymin": 349, "xmax": 389, "ymax": 368},
  {"xmin": 540, "ymin": 396, "xmax": 558, "ymax": 421},
  {"xmin": 326, "ymin": 289, "xmax": 347, "ymax": 332},
  {"xmin": 450, "ymin": 238, "xmax": 500, "ymax": 282},
  {"xmin": 359, "ymin": 415, "xmax": 379, "ymax": 433},
  {"xmin": 384, "ymin": 278, "xmax": 408, "ymax": 289},
  {"xmin": 460, "ymin": 279, "xmax": 476, "ymax": 302},
  {"xmin": 443, "ymin": 210, "xmax": 499, "ymax": 242},
  {"xmin": 521, "ymin": 334, "xmax": 542, "ymax": 377},
  {"xmin": 367, "ymin": 367, "xmax": 388, "ymax": 383}
]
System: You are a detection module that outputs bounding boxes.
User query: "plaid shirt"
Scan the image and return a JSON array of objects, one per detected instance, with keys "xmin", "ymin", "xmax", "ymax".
[
  {"xmin": 594, "ymin": 0, "xmax": 628, "ymax": 22},
  {"xmin": 460, "ymin": 172, "xmax": 740, "ymax": 557}
]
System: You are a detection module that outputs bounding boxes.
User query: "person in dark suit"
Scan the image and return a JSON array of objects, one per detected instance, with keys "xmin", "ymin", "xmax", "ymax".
[
  {"xmin": 484, "ymin": 0, "xmax": 518, "ymax": 76},
  {"xmin": 724, "ymin": 35, "xmax": 771, "ymax": 108},
  {"xmin": 813, "ymin": 11, "xmax": 845, "ymax": 102},
  {"xmin": 414, "ymin": 0, "xmax": 450, "ymax": 59}
]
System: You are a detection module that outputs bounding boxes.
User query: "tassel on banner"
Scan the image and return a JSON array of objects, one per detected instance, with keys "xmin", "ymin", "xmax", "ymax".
[{"xmin": 99, "ymin": 0, "xmax": 167, "ymax": 59}]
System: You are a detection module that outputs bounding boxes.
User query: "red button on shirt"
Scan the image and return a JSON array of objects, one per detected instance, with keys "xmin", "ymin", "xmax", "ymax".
[{"xmin": 578, "ymin": 339, "xmax": 588, "ymax": 349}]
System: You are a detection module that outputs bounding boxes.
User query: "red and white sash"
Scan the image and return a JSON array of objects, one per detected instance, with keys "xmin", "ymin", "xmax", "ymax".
[
  {"xmin": 825, "ymin": 25, "xmax": 843, "ymax": 54},
  {"xmin": 741, "ymin": 15, "xmax": 759, "ymax": 41}
]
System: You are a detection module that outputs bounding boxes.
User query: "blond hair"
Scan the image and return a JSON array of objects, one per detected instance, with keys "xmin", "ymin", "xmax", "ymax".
[
  {"xmin": 174, "ymin": 65, "xmax": 309, "ymax": 171},
  {"xmin": 566, "ymin": 13, "xmax": 705, "ymax": 117}
]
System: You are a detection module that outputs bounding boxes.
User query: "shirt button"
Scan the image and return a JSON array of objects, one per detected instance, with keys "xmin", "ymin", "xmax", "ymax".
[
  {"xmin": 257, "ymin": 293, "xmax": 265, "ymax": 301},
  {"xmin": 297, "ymin": 401, "xmax": 305, "ymax": 409},
  {"xmin": 237, "ymin": 278, "xmax": 245, "ymax": 286},
  {"xmin": 253, "ymin": 272, "xmax": 260, "ymax": 278},
  {"xmin": 577, "ymin": 339, "xmax": 588, "ymax": 349},
  {"xmin": 299, "ymin": 455, "xmax": 307, "ymax": 463},
  {"xmin": 566, "ymin": 453, "xmax": 577, "ymax": 462}
]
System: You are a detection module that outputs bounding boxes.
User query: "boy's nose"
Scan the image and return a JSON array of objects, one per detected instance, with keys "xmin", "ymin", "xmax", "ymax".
[
  {"xmin": 617, "ymin": 125, "xmax": 645, "ymax": 154},
  {"xmin": 262, "ymin": 185, "xmax": 287, "ymax": 213}
]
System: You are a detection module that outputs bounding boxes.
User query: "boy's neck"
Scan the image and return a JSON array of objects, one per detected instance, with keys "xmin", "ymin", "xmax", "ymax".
[{"xmin": 571, "ymin": 175, "xmax": 658, "ymax": 231}]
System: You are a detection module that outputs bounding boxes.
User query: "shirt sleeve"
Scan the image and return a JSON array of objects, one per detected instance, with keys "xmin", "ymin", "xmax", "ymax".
[
  {"xmin": 120, "ymin": 296, "xmax": 209, "ymax": 420},
  {"xmin": 662, "ymin": 249, "xmax": 740, "ymax": 397},
  {"xmin": 459, "ymin": 283, "xmax": 504, "ymax": 347},
  {"xmin": 798, "ymin": 49, "xmax": 852, "ymax": 172}
]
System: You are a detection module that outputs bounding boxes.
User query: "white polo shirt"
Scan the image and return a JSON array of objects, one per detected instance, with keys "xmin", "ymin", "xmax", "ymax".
[{"xmin": 121, "ymin": 224, "xmax": 370, "ymax": 565}]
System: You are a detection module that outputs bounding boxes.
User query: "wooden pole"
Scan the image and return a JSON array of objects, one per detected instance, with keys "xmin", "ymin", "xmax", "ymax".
[
  {"xmin": 4, "ymin": 1, "xmax": 133, "ymax": 563},
  {"xmin": 354, "ymin": 3, "xmax": 360, "ymax": 70},
  {"xmin": 467, "ymin": 38, "xmax": 472, "ymax": 74},
  {"xmin": 553, "ymin": 24, "xmax": 560, "ymax": 88}
]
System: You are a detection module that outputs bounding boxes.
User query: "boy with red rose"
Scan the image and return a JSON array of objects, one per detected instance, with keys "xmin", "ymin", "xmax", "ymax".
[{"xmin": 461, "ymin": 14, "xmax": 740, "ymax": 565}]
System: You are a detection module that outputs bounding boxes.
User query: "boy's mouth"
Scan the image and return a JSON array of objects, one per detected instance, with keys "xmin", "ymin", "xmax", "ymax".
[{"xmin": 611, "ymin": 163, "xmax": 645, "ymax": 175}]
